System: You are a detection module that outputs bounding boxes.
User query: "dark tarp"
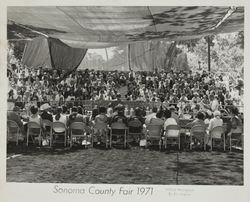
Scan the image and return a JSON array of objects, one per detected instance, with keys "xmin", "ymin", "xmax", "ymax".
[
  {"xmin": 47, "ymin": 38, "xmax": 87, "ymax": 72},
  {"xmin": 22, "ymin": 37, "xmax": 87, "ymax": 73},
  {"xmin": 22, "ymin": 37, "xmax": 52, "ymax": 68}
]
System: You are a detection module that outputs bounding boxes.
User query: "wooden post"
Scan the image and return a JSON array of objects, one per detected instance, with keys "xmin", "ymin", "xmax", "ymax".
[
  {"xmin": 105, "ymin": 48, "xmax": 109, "ymax": 71},
  {"xmin": 128, "ymin": 44, "xmax": 131, "ymax": 71},
  {"xmin": 207, "ymin": 36, "xmax": 211, "ymax": 72}
]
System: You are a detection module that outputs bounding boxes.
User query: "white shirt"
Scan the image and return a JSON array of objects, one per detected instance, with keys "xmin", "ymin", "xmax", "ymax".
[
  {"xmin": 164, "ymin": 118, "xmax": 177, "ymax": 130},
  {"xmin": 208, "ymin": 117, "xmax": 223, "ymax": 132},
  {"xmin": 53, "ymin": 114, "xmax": 67, "ymax": 126},
  {"xmin": 211, "ymin": 99, "xmax": 219, "ymax": 112}
]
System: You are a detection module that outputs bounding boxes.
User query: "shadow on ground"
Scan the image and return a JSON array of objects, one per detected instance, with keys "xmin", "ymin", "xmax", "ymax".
[{"xmin": 6, "ymin": 143, "xmax": 243, "ymax": 185}]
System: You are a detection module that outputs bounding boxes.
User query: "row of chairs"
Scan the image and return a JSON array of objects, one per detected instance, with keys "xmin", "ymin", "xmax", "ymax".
[
  {"xmin": 7, "ymin": 119, "xmax": 243, "ymax": 151},
  {"xmin": 146, "ymin": 124, "xmax": 243, "ymax": 151}
]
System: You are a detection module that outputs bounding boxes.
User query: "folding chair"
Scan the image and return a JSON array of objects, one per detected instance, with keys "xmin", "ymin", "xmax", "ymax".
[
  {"xmin": 42, "ymin": 119, "xmax": 53, "ymax": 147},
  {"xmin": 190, "ymin": 125, "xmax": 206, "ymax": 150},
  {"xmin": 164, "ymin": 125, "xmax": 181, "ymax": 150},
  {"xmin": 27, "ymin": 122, "xmax": 42, "ymax": 146},
  {"xmin": 229, "ymin": 125, "xmax": 243, "ymax": 151},
  {"xmin": 52, "ymin": 121, "xmax": 67, "ymax": 147},
  {"xmin": 70, "ymin": 122, "xmax": 89, "ymax": 148},
  {"xmin": 210, "ymin": 126, "xmax": 226, "ymax": 151},
  {"xmin": 93, "ymin": 121, "xmax": 110, "ymax": 148},
  {"xmin": 128, "ymin": 118, "xmax": 142, "ymax": 144},
  {"xmin": 110, "ymin": 121, "xmax": 128, "ymax": 148},
  {"xmin": 146, "ymin": 124, "xmax": 163, "ymax": 150},
  {"xmin": 7, "ymin": 120, "xmax": 21, "ymax": 145}
]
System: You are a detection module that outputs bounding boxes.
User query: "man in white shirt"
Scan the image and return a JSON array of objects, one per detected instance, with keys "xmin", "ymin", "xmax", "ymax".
[
  {"xmin": 144, "ymin": 107, "xmax": 158, "ymax": 125},
  {"xmin": 210, "ymin": 94, "xmax": 219, "ymax": 112}
]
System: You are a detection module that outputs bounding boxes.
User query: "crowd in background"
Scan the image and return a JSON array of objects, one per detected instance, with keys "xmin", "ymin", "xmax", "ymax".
[{"xmin": 7, "ymin": 64, "xmax": 244, "ymax": 115}]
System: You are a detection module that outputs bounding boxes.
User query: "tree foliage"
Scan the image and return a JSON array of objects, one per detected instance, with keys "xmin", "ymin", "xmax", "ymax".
[{"xmin": 179, "ymin": 31, "xmax": 244, "ymax": 77}]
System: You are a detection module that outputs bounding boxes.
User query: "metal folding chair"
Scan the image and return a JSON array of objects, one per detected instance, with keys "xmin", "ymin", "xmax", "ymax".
[
  {"xmin": 146, "ymin": 124, "xmax": 163, "ymax": 150},
  {"xmin": 70, "ymin": 122, "xmax": 88, "ymax": 148},
  {"xmin": 229, "ymin": 125, "xmax": 243, "ymax": 151},
  {"xmin": 93, "ymin": 121, "xmax": 110, "ymax": 148},
  {"xmin": 210, "ymin": 126, "xmax": 226, "ymax": 151},
  {"xmin": 190, "ymin": 125, "xmax": 207, "ymax": 150},
  {"xmin": 52, "ymin": 121, "xmax": 67, "ymax": 147},
  {"xmin": 7, "ymin": 120, "xmax": 21, "ymax": 145},
  {"xmin": 128, "ymin": 118, "xmax": 142, "ymax": 144},
  {"xmin": 42, "ymin": 119, "xmax": 53, "ymax": 147},
  {"xmin": 164, "ymin": 125, "xmax": 181, "ymax": 150},
  {"xmin": 27, "ymin": 121, "xmax": 42, "ymax": 146},
  {"xmin": 110, "ymin": 121, "xmax": 128, "ymax": 148}
]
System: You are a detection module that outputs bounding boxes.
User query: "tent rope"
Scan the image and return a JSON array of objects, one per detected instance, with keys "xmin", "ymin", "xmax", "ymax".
[
  {"xmin": 210, "ymin": 6, "xmax": 237, "ymax": 31},
  {"xmin": 8, "ymin": 19, "xmax": 48, "ymax": 38}
]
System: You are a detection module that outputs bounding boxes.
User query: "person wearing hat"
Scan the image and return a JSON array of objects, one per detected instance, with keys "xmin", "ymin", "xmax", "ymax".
[
  {"xmin": 169, "ymin": 105, "xmax": 179, "ymax": 124},
  {"xmin": 40, "ymin": 103, "xmax": 53, "ymax": 122}
]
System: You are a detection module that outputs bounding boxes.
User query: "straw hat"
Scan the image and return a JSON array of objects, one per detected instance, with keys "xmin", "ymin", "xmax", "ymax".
[{"xmin": 40, "ymin": 103, "xmax": 51, "ymax": 111}]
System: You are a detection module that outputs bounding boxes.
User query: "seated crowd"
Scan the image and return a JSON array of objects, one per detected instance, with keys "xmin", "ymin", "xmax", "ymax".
[
  {"xmin": 7, "ymin": 99, "xmax": 243, "ymax": 149},
  {"xmin": 7, "ymin": 64, "xmax": 243, "ymax": 114}
]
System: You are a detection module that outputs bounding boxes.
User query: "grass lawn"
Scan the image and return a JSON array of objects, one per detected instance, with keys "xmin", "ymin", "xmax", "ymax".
[{"xmin": 6, "ymin": 145, "xmax": 243, "ymax": 185}]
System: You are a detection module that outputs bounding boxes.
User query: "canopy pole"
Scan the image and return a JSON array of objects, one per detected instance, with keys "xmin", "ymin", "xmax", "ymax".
[
  {"xmin": 105, "ymin": 48, "xmax": 109, "ymax": 71},
  {"xmin": 207, "ymin": 36, "xmax": 211, "ymax": 72},
  {"xmin": 128, "ymin": 44, "xmax": 131, "ymax": 71}
]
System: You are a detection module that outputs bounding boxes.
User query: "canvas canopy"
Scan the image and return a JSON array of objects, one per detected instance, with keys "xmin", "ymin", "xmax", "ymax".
[
  {"xmin": 8, "ymin": 6, "xmax": 244, "ymax": 49},
  {"xmin": 21, "ymin": 36, "xmax": 87, "ymax": 71}
]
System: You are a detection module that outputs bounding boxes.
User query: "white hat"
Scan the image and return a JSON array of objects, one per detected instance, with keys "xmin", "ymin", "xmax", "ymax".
[{"xmin": 40, "ymin": 103, "xmax": 51, "ymax": 111}]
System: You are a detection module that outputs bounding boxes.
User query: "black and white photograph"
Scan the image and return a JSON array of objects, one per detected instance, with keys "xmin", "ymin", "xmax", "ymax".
[{"xmin": 4, "ymin": 5, "xmax": 245, "ymax": 188}]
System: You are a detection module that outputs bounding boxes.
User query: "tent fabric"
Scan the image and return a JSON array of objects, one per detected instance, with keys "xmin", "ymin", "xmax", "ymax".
[
  {"xmin": 7, "ymin": 6, "xmax": 244, "ymax": 49},
  {"xmin": 22, "ymin": 37, "xmax": 87, "ymax": 72},
  {"xmin": 78, "ymin": 41, "xmax": 189, "ymax": 72},
  {"xmin": 22, "ymin": 37, "xmax": 52, "ymax": 68},
  {"xmin": 48, "ymin": 37, "xmax": 87, "ymax": 72},
  {"xmin": 79, "ymin": 46, "xmax": 129, "ymax": 71}
]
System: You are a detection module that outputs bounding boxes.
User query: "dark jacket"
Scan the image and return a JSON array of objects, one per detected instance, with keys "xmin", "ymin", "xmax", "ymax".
[{"xmin": 40, "ymin": 111, "xmax": 53, "ymax": 122}]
